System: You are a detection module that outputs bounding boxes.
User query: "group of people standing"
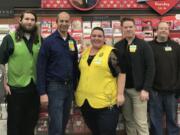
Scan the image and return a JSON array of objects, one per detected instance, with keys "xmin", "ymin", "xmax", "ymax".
[{"xmin": 0, "ymin": 10, "xmax": 179, "ymax": 135}]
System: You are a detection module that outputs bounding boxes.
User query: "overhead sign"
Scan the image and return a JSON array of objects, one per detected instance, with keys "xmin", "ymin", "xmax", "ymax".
[
  {"xmin": 41, "ymin": 0, "xmax": 179, "ymax": 15},
  {"xmin": 146, "ymin": 0, "xmax": 179, "ymax": 15}
]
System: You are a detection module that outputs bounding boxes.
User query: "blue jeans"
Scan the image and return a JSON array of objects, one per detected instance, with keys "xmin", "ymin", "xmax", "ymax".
[
  {"xmin": 149, "ymin": 90, "xmax": 180, "ymax": 135},
  {"xmin": 47, "ymin": 81, "xmax": 73, "ymax": 135}
]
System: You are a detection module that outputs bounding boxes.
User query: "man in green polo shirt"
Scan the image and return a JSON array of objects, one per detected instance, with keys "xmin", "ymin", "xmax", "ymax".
[{"xmin": 0, "ymin": 10, "xmax": 40, "ymax": 135}]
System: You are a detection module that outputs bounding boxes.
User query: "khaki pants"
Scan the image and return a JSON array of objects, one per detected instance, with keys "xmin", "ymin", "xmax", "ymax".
[{"xmin": 122, "ymin": 88, "xmax": 149, "ymax": 135}]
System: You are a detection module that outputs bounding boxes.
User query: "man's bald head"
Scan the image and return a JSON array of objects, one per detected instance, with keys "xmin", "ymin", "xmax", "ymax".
[
  {"xmin": 157, "ymin": 21, "xmax": 170, "ymax": 30},
  {"xmin": 156, "ymin": 21, "xmax": 170, "ymax": 42},
  {"xmin": 57, "ymin": 12, "xmax": 70, "ymax": 22},
  {"xmin": 56, "ymin": 12, "xmax": 71, "ymax": 34}
]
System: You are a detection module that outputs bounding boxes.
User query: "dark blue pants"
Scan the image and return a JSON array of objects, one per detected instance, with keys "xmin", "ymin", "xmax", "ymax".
[
  {"xmin": 7, "ymin": 82, "xmax": 40, "ymax": 135},
  {"xmin": 47, "ymin": 81, "xmax": 73, "ymax": 135},
  {"xmin": 149, "ymin": 90, "xmax": 180, "ymax": 135},
  {"xmin": 80, "ymin": 100, "xmax": 120, "ymax": 135}
]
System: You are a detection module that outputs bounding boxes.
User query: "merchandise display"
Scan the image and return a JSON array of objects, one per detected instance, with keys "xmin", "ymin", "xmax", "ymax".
[{"xmin": 39, "ymin": 15, "xmax": 180, "ymax": 46}]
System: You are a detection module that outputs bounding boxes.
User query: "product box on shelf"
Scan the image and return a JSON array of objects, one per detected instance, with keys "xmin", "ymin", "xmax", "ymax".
[
  {"xmin": 177, "ymin": 98, "xmax": 180, "ymax": 127},
  {"xmin": 0, "ymin": 104, "xmax": 7, "ymax": 135},
  {"xmin": 35, "ymin": 108, "xmax": 48, "ymax": 135},
  {"xmin": 0, "ymin": 119, "xmax": 7, "ymax": 135}
]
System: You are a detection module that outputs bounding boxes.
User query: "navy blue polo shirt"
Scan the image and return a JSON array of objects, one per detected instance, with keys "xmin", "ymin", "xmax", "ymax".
[{"xmin": 37, "ymin": 30, "xmax": 78, "ymax": 95}]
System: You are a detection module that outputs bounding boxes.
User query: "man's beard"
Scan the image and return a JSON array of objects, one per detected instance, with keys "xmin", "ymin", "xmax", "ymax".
[
  {"xmin": 19, "ymin": 24, "xmax": 37, "ymax": 34},
  {"xmin": 158, "ymin": 35, "xmax": 168, "ymax": 42}
]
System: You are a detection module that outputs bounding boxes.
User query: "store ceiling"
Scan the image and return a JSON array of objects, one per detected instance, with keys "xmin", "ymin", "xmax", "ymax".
[{"xmin": 0, "ymin": 0, "xmax": 41, "ymax": 8}]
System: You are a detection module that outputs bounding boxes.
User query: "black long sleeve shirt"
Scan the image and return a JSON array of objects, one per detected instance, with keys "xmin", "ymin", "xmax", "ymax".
[
  {"xmin": 149, "ymin": 39, "xmax": 180, "ymax": 92},
  {"xmin": 0, "ymin": 34, "xmax": 36, "ymax": 64},
  {"xmin": 115, "ymin": 37, "xmax": 155, "ymax": 92}
]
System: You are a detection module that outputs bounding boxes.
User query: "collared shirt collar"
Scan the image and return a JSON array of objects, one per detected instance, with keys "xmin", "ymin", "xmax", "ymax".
[
  {"xmin": 154, "ymin": 37, "xmax": 170, "ymax": 44},
  {"xmin": 124, "ymin": 36, "xmax": 137, "ymax": 45},
  {"xmin": 54, "ymin": 30, "xmax": 71, "ymax": 41}
]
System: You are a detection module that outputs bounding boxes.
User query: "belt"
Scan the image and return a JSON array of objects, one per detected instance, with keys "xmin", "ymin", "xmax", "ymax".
[{"xmin": 48, "ymin": 80, "xmax": 72, "ymax": 85}]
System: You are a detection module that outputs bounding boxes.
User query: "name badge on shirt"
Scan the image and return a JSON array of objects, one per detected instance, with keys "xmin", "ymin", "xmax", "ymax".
[
  {"xmin": 129, "ymin": 45, "xmax": 137, "ymax": 53},
  {"xmin": 68, "ymin": 40, "xmax": 75, "ymax": 51},
  {"xmin": 94, "ymin": 58, "xmax": 102, "ymax": 65},
  {"xmin": 165, "ymin": 46, "xmax": 172, "ymax": 52}
]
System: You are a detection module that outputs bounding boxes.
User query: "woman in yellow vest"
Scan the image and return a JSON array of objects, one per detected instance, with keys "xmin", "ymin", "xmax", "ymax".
[{"xmin": 75, "ymin": 27, "xmax": 126, "ymax": 135}]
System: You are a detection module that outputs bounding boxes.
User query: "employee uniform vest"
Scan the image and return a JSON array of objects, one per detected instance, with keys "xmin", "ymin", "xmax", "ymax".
[
  {"xmin": 8, "ymin": 32, "xmax": 41, "ymax": 87},
  {"xmin": 75, "ymin": 45, "xmax": 117, "ymax": 108}
]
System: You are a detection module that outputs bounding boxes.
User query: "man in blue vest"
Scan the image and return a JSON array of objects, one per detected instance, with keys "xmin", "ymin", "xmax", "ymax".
[
  {"xmin": 37, "ymin": 12, "xmax": 78, "ymax": 135},
  {"xmin": 0, "ymin": 10, "xmax": 41, "ymax": 135}
]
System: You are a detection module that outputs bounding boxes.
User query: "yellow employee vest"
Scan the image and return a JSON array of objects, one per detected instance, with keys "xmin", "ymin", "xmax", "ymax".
[{"xmin": 75, "ymin": 45, "xmax": 117, "ymax": 108}]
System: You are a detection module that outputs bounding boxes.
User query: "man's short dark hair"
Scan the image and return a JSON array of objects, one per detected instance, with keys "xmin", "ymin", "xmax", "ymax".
[{"xmin": 121, "ymin": 17, "xmax": 135, "ymax": 26}]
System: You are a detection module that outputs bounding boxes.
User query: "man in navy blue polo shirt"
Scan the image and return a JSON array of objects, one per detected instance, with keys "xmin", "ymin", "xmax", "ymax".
[{"xmin": 37, "ymin": 12, "xmax": 78, "ymax": 135}]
